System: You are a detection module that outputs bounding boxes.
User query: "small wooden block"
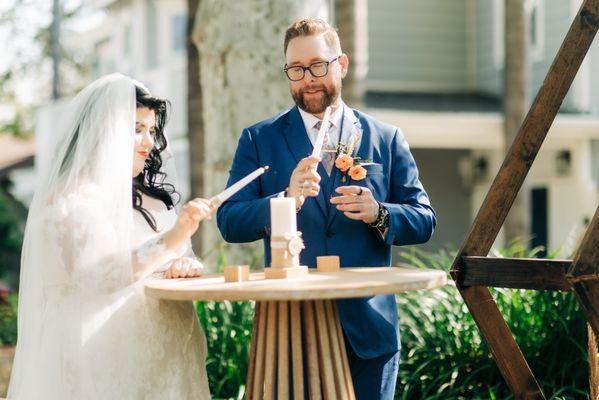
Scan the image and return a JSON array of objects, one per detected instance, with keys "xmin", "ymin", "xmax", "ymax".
[
  {"xmin": 264, "ymin": 266, "xmax": 309, "ymax": 279},
  {"xmin": 317, "ymin": 256, "xmax": 340, "ymax": 272},
  {"xmin": 224, "ymin": 265, "xmax": 250, "ymax": 282}
]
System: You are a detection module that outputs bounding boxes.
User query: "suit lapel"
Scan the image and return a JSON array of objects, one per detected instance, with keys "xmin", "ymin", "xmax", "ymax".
[
  {"xmin": 283, "ymin": 106, "xmax": 328, "ymax": 217},
  {"xmin": 326, "ymin": 107, "xmax": 364, "ymax": 229}
]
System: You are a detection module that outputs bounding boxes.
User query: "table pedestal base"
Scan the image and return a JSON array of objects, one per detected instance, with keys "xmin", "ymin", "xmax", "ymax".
[{"xmin": 246, "ymin": 300, "xmax": 356, "ymax": 400}]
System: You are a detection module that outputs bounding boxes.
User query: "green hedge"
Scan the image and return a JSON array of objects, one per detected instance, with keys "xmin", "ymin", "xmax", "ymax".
[
  {"xmin": 395, "ymin": 245, "xmax": 588, "ymax": 400},
  {"xmin": 0, "ymin": 187, "xmax": 25, "ymax": 288},
  {"xmin": 0, "ymin": 294, "xmax": 17, "ymax": 346}
]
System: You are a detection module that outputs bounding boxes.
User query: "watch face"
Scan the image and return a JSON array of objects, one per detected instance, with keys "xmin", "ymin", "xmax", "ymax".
[{"xmin": 288, "ymin": 236, "xmax": 304, "ymax": 255}]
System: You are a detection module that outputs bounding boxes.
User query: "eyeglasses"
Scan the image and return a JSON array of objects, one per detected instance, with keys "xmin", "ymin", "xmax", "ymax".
[{"xmin": 283, "ymin": 56, "xmax": 340, "ymax": 81}]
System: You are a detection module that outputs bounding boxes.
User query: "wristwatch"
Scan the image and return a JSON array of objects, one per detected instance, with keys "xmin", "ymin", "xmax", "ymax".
[{"xmin": 369, "ymin": 202, "xmax": 389, "ymax": 229}]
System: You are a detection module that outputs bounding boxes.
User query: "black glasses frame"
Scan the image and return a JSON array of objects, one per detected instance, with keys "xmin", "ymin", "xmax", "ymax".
[{"xmin": 283, "ymin": 56, "xmax": 341, "ymax": 81}]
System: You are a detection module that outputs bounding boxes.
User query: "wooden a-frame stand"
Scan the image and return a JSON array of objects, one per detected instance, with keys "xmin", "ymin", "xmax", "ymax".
[{"xmin": 450, "ymin": 1, "xmax": 599, "ymax": 398}]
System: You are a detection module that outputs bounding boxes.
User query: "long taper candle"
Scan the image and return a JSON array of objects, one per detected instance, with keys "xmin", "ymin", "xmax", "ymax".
[
  {"xmin": 311, "ymin": 106, "xmax": 332, "ymax": 158},
  {"xmin": 210, "ymin": 166, "xmax": 269, "ymax": 206}
]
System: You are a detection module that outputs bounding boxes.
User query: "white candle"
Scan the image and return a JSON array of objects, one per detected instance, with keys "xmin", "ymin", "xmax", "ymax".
[
  {"xmin": 211, "ymin": 166, "xmax": 269, "ymax": 206},
  {"xmin": 270, "ymin": 197, "xmax": 297, "ymax": 237},
  {"xmin": 311, "ymin": 106, "xmax": 332, "ymax": 158}
]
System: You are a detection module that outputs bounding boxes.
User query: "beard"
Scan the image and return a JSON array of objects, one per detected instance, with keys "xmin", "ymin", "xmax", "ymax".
[{"xmin": 292, "ymin": 80, "xmax": 341, "ymax": 114}]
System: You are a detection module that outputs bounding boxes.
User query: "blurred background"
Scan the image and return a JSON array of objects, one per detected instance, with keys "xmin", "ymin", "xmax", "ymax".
[{"xmin": 0, "ymin": 0, "xmax": 598, "ymax": 398}]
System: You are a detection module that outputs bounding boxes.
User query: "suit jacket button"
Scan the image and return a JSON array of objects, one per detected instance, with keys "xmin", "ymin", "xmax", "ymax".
[{"xmin": 326, "ymin": 230, "xmax": 335, "ymax": 238}]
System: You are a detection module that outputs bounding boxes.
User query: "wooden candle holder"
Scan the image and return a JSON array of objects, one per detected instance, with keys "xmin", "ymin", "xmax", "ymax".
[
  {"xmin": 317, "ymin": 256, "xmax": 340, "ymax": 272},
  {"xmin": 224, "ymin": 265, "xmax": 250, "ymax": 282},
  {"xmin": 265, "ymin": 234, "xmax": 308, "ymax": 279}
]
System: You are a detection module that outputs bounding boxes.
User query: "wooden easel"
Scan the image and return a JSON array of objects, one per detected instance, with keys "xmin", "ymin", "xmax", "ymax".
[{"xmin": 450, "ymin": 0, "xmax": 599, "ymax": 398}]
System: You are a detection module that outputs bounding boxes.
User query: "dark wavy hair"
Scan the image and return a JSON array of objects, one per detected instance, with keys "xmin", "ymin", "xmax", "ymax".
[{"xmin": 133, "ymin": 84, "xmax": 180, "ymax": 231}]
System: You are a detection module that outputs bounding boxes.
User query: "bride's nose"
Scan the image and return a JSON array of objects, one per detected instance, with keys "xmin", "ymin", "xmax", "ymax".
[{"xmin": 141, "ymin": 130, "xmax": 154, "ymax": 148}]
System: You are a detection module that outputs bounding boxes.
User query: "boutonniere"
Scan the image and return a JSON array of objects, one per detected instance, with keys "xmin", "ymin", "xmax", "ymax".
[{"xmin": 335, "ymin": 134, "xmax": 368, "ymax": 183}]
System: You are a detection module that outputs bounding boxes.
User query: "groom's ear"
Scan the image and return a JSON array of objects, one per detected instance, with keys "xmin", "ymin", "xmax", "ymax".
[{"xmin": 339, "ymin": 54, "xmax": 349, "ymax": 79}]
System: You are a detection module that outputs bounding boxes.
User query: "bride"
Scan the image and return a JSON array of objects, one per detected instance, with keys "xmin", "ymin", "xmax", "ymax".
[{"xmin": 7, "ymin": 74, "xmax": 213, "ymax": 399}]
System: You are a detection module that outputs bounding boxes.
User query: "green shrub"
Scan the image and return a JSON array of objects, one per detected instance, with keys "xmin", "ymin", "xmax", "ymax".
[
  {"xmin": 195, "ymin": 244, "xmax": 259, "ymax": 399},
  {"xmin": 0, "ymin": 294, "xmax": 18, "ymax": 346},
  {"xmin": 0, "ymin": 188, "xmax": 25, "ymax": 288},
  {"xmin": 196, "ymin": 300, "xmax": 253, "ymax": 400},
  {"xmin": 395, "ymin": 245, "xmax": 588, "ymax": 400}
]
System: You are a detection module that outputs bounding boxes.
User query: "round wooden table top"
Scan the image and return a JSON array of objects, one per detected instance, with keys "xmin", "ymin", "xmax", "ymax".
[{"xmin": 144, "ymin": 267, "xmax": 447, "ymax": 301}]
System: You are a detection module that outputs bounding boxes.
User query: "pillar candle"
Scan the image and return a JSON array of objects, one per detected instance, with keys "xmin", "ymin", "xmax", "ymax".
[{"xmin": 270, "ymin": 197, "xmax": 297, "ymax": 237}]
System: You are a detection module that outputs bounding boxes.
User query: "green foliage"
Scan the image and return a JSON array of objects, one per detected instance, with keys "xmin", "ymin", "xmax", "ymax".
[
  {"xmin": 0, "ymin": 294, "xmax": 18, "ymax": 346},
  {"xmin": 395, "ymin": 244, "xmax": 589, "ymax": 400},
  {"xmin": 195, "ymin": 245, "xmax": 262, "ymax": 400},
  {"xmin": 0, "ymin": 0, "xmax": 90, "ymax": 138},
  {"xmin": 195, "ymin": 300, "xmax": 253, "ymax": 400},
  {"xmin": 0, "ymin": 188, "xmax": 25, "ymax": 287},
  {"xmin": 0, "ymin": 107, "xmax": 33, "ymax": 138}
]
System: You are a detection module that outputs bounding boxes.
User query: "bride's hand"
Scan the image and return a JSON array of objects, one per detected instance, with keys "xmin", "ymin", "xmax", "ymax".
[
  {"xmin": 170, "ymin": 198, "xmax": 215, "ymax": 241},
  {"xmin": 164, "ymin": 257, "xmax": 204, "ymax": 279}
]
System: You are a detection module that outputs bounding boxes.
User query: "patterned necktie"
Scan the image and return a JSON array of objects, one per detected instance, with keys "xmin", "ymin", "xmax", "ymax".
[{"xmin": 314, "ymin": 120, "xmax": 335, "ymax": 175}]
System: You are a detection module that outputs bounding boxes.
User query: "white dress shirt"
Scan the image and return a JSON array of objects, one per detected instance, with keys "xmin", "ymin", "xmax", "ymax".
[{"xmin": 297, "ymin": 100, "xmax": 345, "ymax": 148}]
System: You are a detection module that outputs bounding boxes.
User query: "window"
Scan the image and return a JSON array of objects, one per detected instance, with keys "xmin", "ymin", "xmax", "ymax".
[
  {"xmin": 493, "ymin": 0, "xmax": 505, "ymax": 68},
  {"xmin": 494, "ymin": 0, "xmax": 545, "ymax": 67},
  {"xmin": 172, "ymin": 14, "xmax": 186, "ymax": 53},
  {"xmin": 528, "ymin": 0, "xmax": 545, "ymax": 61}
]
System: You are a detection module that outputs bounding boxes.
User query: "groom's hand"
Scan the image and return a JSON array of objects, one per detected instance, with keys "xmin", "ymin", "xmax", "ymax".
[
  {"xmin": 331, "ymin": 186, "xmax": 379, "ymax": 224},
  {"xmin": 287, "ymin": 156, "xmax": 321, "ymax": 208}
]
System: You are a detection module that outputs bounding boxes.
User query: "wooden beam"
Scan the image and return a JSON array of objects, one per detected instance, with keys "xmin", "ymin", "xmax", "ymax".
[
  {"xmin": 456, "ymin": 287, "xmax": 544, "ymax": 399},
  {"xmin": 568, "ymin": 206, "xmax": 599, "ymax": 338},
  {"xmin": 460, "ymin": 257, "xmax": 571, "ymax": 291},
  {"xmin": 450, "ymin": 1, "xmax": 599, "ymax": 397},
  {"xmin": 569, "ymin": 206, "xmax": 599, "ymax": 279}
]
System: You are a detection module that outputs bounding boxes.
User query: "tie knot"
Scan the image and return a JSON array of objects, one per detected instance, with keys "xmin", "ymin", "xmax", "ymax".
[{"xmin": 314, "ymin": 120, "xmax": 331, "ymax": 131}]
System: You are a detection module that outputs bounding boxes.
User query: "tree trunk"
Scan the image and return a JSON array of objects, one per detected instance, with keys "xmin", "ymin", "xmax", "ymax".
[
  {"xmin": 334, "ymin": 0, "xmax": 368, "ymax": 108},
  {"xmin": 51, "ymin": 0, "xmax": 62, "ymax": 100},
  {"xmin": 191, "ymin": 0, "xmax": 329, "ymax": 265},
  {"xmin": 187, "ymin": 0, "xmax": 205, "ymax": 255},
  {"xmin": 503, "ymin": 0, "xmax": 530, "ymax": 245}
]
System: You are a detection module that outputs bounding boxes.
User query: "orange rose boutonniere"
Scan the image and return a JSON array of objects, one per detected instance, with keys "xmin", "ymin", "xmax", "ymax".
[
  {"xmin": 335, "ymin": 153, "xmax": 353, "ymax": 172},
  {"xmin": 335, "ymin": 134, "xmax": 369, "ymax": 182},
  {"xmin": 348, "ymin": 165, "xmax": 367, "ymax": 181}
]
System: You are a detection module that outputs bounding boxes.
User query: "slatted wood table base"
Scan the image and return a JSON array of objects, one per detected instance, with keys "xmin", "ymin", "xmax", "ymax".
[{"xmin": 246, "ymin": 300, "xmax": 355, "ymax": 400}]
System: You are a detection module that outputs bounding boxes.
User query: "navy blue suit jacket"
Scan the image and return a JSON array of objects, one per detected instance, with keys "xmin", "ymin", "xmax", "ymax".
[{"xmin": 217, "ymin": 105, "xmax": 436, "ymax": 358}]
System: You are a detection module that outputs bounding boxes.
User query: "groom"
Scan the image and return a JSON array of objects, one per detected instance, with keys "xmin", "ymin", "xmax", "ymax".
[{"xmin": 217, "ymin": 18, "xmax": 436, "ymax": 399}]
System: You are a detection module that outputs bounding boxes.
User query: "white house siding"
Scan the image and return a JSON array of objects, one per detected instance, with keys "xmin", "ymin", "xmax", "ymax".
[
  {"xmin": 367, "ymin": 0, "xmax": 472, "ymax": 93},
  {"xmin": 530, "ymin": 0, "xmax": 579, "ymax": 112},
  {"xmin": 469, "ymin": 133, "xmax": 599, "ymax": 254},
  {"xmin": 406, "ymin": 148, "xmax": 473, "ymax": 252},
  {"xmin": 475, "ymin": 0, "xmax": 584, "ymax": 109},
  {"xmin": 474, "ymin": 0, "xmax": 501, "ymax": 96},
  {"xmin": 588, "ymin": 35, "xmax": 599, "ymax": 115}
]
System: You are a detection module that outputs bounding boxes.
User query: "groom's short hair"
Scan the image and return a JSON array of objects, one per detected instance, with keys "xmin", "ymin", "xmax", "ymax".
[{"xmin": 284, "ymin": 18, "xmax": 342, "ymax": 55}]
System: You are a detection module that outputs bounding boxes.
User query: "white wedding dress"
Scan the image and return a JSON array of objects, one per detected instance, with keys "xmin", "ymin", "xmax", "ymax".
[
  {"xmin": 128, "ymin": 195, "xmax": 211, "ymax": 399},
  {"xmin": 7, "ymin": 74, "xmax": 211, "ymax": 399},
  {"xmin": 8, "ymin": 189, "xmax": 211, "ymax": 399}
]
